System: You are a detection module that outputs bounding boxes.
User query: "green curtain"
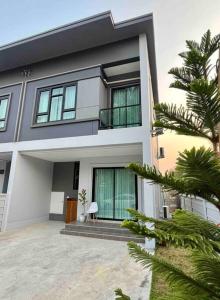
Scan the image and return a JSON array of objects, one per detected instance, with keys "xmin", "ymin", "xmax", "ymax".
[
  {"xmin": 112, "ymin": 89, "xmax": 127, "ymax": 128},
  {"xmin": 95, "ymin": 169, "xmax": 114, "ymax": 219},
  {"xmin": 94, "ymin": 168, "xmax": 136, "ymax": 220},
  {"xmin": 114, "ymin": 169, "xmax": 136, "ymax": 219},
  {"xmin": 38, "ymin": 91, "xmax": 49, "ymax": 113},
  {"xmin": 49, "ymin": 96, "xmax": 62, "ymax": 121},
  {"xmin": 126, "ymin": 86, "xmax": 140, "ymax": 127},
  {"xmin": 64, "ymin": 86, "xmax": 76, "ymax": 109},
  {"xmin": 112, "ymin": 86, "xmax": 140, "ymax": 128},
  {"xmin": 0, "ymin": 98, "xmax": 8, "ymax": 129},
  {"xmin": 0, "ymin": 99, "xmax": 8, "ymax": 119}
]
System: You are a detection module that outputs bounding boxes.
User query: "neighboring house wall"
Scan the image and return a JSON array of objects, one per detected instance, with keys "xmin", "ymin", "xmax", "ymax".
[
  {"xmin": 2, "ymin": 162, "xmax": 11, "ymax": 193},
  {"xmin": 0, "ymin": 161, "xmax": 5, "ymax": 193},
  {"xmin": 0, "ymin": 84, "xmax": 21, "ymax": 143},
  {"xmin": 6, "ymin": 153, "xmax": 53, "ymax": 229},
  {"xmin": 181, "ymin": 196, "xmax": 220, "ymax": 224}
]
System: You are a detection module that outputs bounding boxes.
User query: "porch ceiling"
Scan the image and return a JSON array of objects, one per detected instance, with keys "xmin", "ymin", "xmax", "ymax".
[{"xmin": 21, "ymin": 144, "xmax": 142, "ymax": 162}]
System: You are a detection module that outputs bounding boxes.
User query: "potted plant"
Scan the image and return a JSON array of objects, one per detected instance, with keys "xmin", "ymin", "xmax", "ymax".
[{"xmin": 78, "ymin": 189, "xmax": 87, "ymax": 222}]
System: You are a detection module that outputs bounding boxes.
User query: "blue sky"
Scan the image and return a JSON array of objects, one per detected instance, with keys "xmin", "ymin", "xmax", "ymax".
[
  {"xmin": 1, "ymin": 0, "xmax": 220, "ymax": 170},
  {"xmin": 0, "ymin": 0, "xmax": 150, "ymax": 45}
]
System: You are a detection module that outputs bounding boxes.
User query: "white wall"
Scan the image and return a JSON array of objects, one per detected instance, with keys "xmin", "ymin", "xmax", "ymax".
[
  {"xmin": 77, "ymin": 154, "xmax": 142, "ymax": 219},
  {"xmin": 77, "ymin": 77, "xmax": 106, "ymax": 120},
  {"xmin": 6, "ymin": 152, "xmax": 53, "ymax": 229},
  {"xmin": 181, "ymin": 196, "xmax": 220, "ymax": 224}
]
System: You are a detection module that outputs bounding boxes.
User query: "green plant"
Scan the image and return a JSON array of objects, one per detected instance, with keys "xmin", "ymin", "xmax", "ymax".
[
  {"xmin": 115, "ymin": 210, "xmax": 220, "ymax": 300},
  {"xmin": 129, "ymin": 146, "xmax": 220, "ymax": 211},
  {"xmin": 78, "ymin": 188, "xmax": 87, "ymax": 215},
  {"xmin": 115, "ymin": 30, "xmax": 220, "ymax": 300},
  {"xmin": 154, "ymin": 30, "xmax": 220, "ymax": 151}
]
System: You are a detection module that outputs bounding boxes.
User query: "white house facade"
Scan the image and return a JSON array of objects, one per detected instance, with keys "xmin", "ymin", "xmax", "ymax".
[{"xmin": 0, "ymin": 11, "xmax": 159, "ymax": 231}]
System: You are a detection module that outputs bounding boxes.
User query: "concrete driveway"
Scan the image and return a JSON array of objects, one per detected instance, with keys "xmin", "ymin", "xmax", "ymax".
[{"xmin": 0, "ymin": 221, "xmax": 150, "ymax": 300}]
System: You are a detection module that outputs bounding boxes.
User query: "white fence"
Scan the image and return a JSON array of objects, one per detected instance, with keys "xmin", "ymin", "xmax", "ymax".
[
  {"xmin": 181, "ymin": 196, "xmax": 220, "ymax": 224},
  {"xmin": 0, "ymin": 194, "xmax": 7, "ymax": 231}
]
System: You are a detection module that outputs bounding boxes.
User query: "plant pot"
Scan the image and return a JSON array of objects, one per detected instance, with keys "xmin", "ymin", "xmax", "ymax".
[{"xmin": 80, "ymin": 214, "xmax": 86, "ymax": 222}]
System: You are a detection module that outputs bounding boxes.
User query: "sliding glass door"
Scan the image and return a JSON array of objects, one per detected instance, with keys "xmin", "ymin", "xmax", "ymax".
[{"xmin": 93, "ymin": 168, "xmax": 137, "ymax": 220}]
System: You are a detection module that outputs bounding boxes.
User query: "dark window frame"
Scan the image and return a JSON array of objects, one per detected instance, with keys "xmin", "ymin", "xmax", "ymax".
[
  {"xmin": 0, "ymin": 94, "xmax": 11, "ymax": 132},
  {"xmin": 92, "ymin": 167, "xmax": 138, "ymax": 221},
  {"xmin": 73, "ymin": 161, "xmax": 80, "ymax": 190},
  {"xmin": 33, "ymin": 82, "xmax": 77, "ymax": 126}
]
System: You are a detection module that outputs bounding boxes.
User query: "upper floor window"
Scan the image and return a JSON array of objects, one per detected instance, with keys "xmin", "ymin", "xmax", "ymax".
[
  {"xmin": 99, "ymin": 84, "xmax": 141, "ymax": 129},
  {"xmin": 0, "ymin": 96, "xmax": 9, "ymax": 130},
  {"xmin": 35, "ymin": 83, "xmax": 77, "ymax": 125}
]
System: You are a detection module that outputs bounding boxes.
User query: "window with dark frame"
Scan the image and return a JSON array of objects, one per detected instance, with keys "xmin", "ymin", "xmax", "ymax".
[
  {"xmin": 35, "ymin": 83, "xmax": 77, "ymax": 125},
  {"xmin": 0, "ymin": 96, "xmax": 9, "ymax": 130}
]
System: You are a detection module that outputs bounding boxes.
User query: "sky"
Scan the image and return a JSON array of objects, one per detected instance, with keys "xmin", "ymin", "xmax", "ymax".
[{"xmin": 0, "ymin": 0, "xmax": 219, "ymax": 171}]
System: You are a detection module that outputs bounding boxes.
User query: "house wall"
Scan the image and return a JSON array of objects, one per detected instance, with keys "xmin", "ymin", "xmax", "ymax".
[
  {"xmin": 0, "ymin": 38, "xmax": 139, "ymax": 143},
  {"xmin": 0, "ymin": 38, "xmax": 139, "ymax": 86},
  {"xmin": 19, "ymin": 69, "xmax": 102, "ymax": 141},
  {"xmin": 50, "ymin": 162, "xmax": 78, "ymax": 221},
  {"xmin": 77, "ymin": 154, "xmax": 142, "ymax": 219},
  {"xmin": 6, "ymin": 153, "xmax": 53, "ymax": 229}
]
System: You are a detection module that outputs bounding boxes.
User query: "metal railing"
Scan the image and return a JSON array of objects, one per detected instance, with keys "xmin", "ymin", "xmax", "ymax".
[{"xmin": 99, "ymin": 104, "xmax": 141, "ymax": 129}]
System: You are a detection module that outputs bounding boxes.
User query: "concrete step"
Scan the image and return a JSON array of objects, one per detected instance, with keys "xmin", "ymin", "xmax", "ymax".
[
  {"xmin": 60, "ymin": 229, "xmax": 145, "ymax": 243},
  {"xmin": 64, "ymin": 223, "xmax": 130, "ymax": 235}
]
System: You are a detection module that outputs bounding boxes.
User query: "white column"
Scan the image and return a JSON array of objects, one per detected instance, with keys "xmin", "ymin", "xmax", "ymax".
[
  {"xmin": 3, "ymin": 151, "xmax": 53, "ymax": 230},
  {"xmin": 139, "ymin": 33, "xmax": 156, "ymax": 250},
  {"xmin": 2, "ymin": 151, "xmax": 18, "ymax": 231}
]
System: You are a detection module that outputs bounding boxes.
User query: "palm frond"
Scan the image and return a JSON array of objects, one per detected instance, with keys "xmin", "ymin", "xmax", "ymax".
[
  {"xmin": 176, "ymin": 147, "xmax": 220, "ymax": 208},
  {"xmin": 128, "ymin": 242, "xmax": 218, "ymax": 299},
  {"xmin": 128, "ymin": 163, "xmax": 187, "ymax": 194},
  {"xmin": 154, "ymin": 103, "xmax": 213, "ymax": 141},
  {"xmin": 192, "ymin": 254, "xmax": 220, "ymax": 292},
  {"xmin": 173, "ymin": 210, "xmax": 220, "ymax": 242},
  {"xmin": 122, "ymin": 209, "xmax": 220, "ymax": 253},
  {"xmin": 186, "ymin": 79, "xmax": 220, "ymax": 133},
  {"xmin": 114, "ymin": 288, "xmax": 131, "ymax": 300}
]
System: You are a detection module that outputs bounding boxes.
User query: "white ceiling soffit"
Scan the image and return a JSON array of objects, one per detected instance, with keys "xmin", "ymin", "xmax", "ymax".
[
  {"xmin": 104, "ymin": 61, "xmax": 140, "ymax": 77},
  {"xmin": 22, "ymin": 144, "xmax": 142, "ymax": 162}
]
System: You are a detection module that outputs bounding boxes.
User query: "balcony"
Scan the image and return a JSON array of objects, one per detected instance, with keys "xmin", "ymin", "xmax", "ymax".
[{"xmin": 99, "ymin": 104, "xmax": 141, "ymax": 130}]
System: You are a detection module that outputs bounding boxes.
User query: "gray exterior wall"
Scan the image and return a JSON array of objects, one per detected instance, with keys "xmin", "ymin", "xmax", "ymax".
[
  {"xmin": 0, "ymin": 38, "xmax": 139, "ymax": 86},
  {"xmin": 0, "ymin": 84, "xmax": 21, "ymax": 143},
  {"xmin": 19, "ymin": 67, "xmax": 102, "ymax": 141},
  {"xmin": 52, "ymin": 162, "xmax": 78, "ymax": 198},
  {"xmin": 50, "ymin": 162, "xmax": 78, "ymax": 221},
  {"xmin": 0, "ymin": 38, "xmax": 139, "ymax": 142}
]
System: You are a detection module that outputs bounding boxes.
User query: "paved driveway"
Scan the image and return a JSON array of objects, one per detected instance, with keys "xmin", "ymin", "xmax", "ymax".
[{"xmin": 0, "ymin": 221, "xmax": 150, "ymax": 300}]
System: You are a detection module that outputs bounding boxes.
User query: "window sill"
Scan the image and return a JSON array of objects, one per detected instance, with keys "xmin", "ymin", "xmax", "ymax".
[{"xmin": 31, "ymin": 118, "xmax": 99, "ymax": 128}]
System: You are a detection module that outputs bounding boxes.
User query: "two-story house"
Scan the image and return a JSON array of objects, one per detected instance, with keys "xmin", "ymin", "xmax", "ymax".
[{"xmin": 0, "ymin": 11, "xmax": 159, "ymax": 232}]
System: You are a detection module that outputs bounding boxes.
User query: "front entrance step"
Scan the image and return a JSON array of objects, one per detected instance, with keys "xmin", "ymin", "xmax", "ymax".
[{"xmin": 60, "ymin": 221, "xmax": 145, "ymax": 243}]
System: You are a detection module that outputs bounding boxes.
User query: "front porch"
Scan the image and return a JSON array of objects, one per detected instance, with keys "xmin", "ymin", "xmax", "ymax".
[
  {"xmin": 3, "ymin": 143, "xmax": 151, "ymax": 232},
  {"xmin": 60, "ymin": 221, "xmax": 145, "ymax": 243}
]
